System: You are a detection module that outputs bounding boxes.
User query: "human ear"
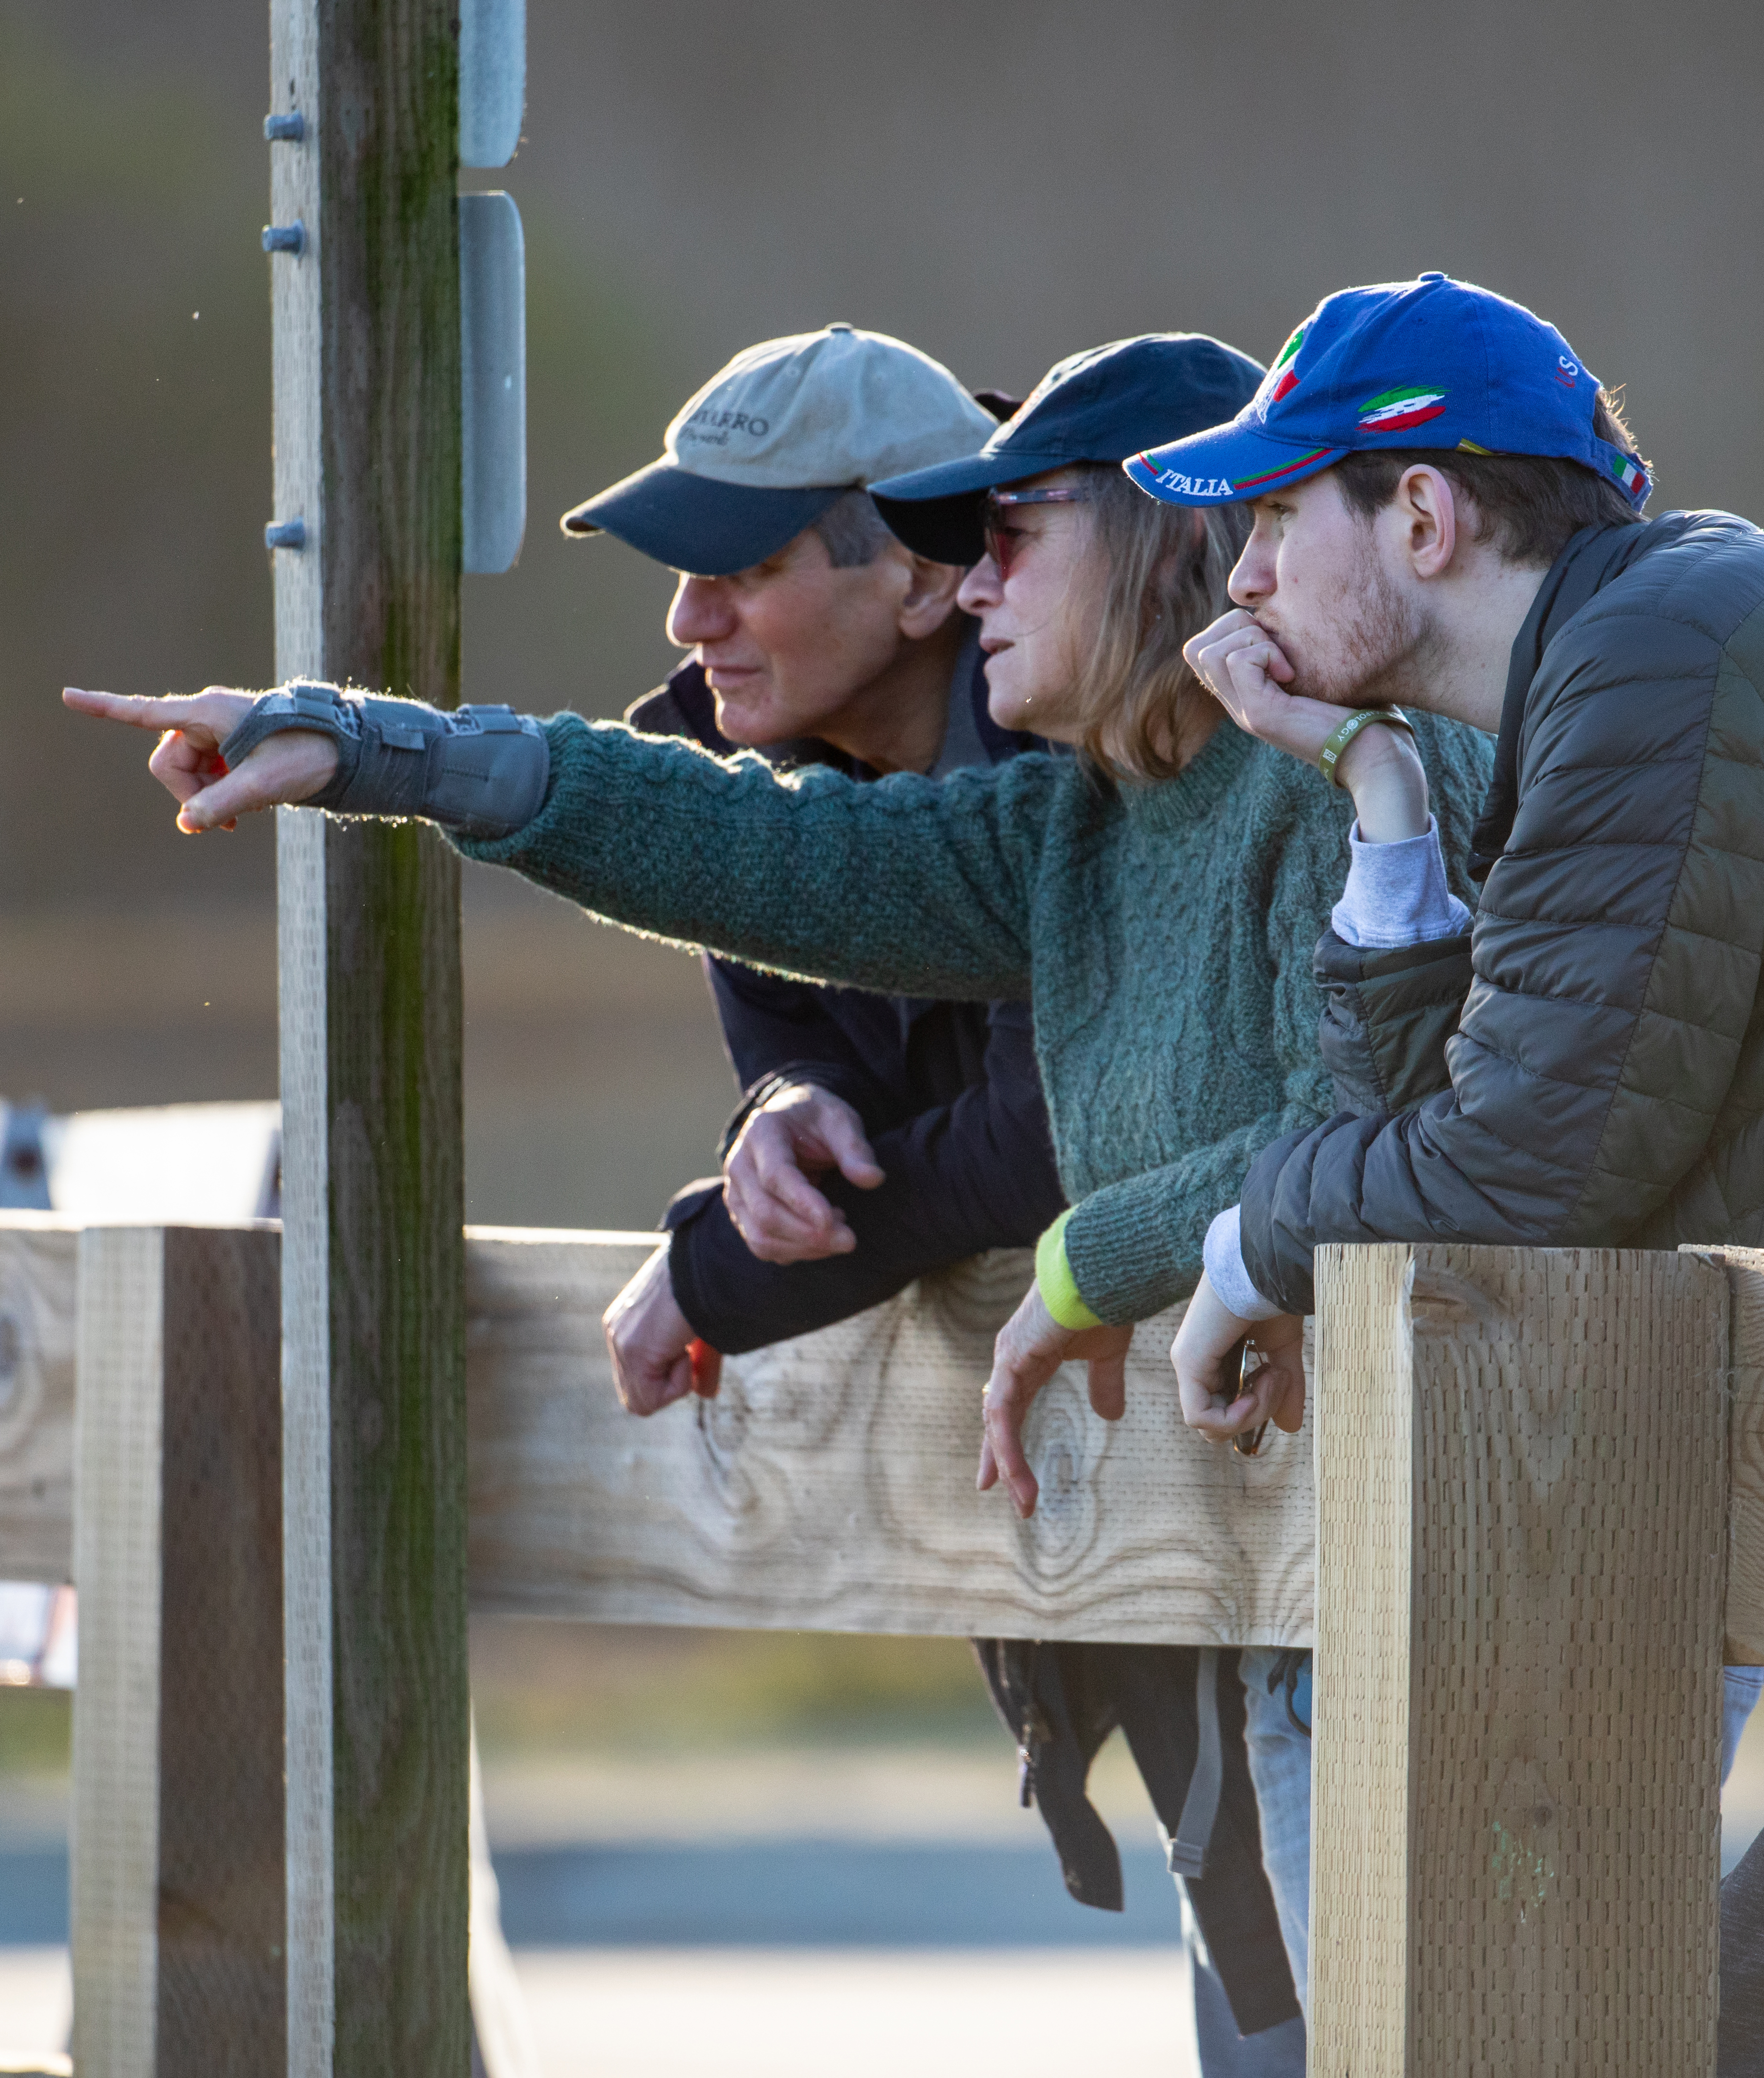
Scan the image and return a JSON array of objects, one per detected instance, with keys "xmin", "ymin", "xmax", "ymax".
[
  {"xmin": 896, "ymin": 553, "xmax": 966, "ymax": 639},
  {"xmin": 1397, "ymin": 465, "xmax": 1458, "ymax": 580}
]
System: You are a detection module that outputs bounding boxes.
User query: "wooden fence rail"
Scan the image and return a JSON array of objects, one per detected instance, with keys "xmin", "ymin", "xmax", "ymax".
[
  {"xmin": 7, "ymin": 1217, "xmax": 1763, "ymax": 1657},
  {"xmin": 0, "ymin": 1216, "xmax": 1316, "ymax": 1644},
  {"xmin": 4, "ymin": 1212, "xmax": 1764, "ymax": 2074}
]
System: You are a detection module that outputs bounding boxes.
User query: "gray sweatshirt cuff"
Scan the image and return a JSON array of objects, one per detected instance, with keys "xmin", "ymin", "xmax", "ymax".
[
  {"xmin": 219, "ymin": 680, "xmax": 550, "ymax": 840},
  {"xmin": 1203, "ymin": 1204, "xmax": 1285, "ymax": 1321},
  {"xmin": 1330, "ymin": 816, "xmax": 1472, "ymax": 950}
]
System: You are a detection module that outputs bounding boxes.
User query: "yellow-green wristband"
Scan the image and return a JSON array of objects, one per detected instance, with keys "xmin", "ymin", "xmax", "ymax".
[
  {"xmin": 1317, "ymin": 705, "xmax": 1414, "ymax": 788},
  {"xmin": 1035, "ymin": 1211, "xmax": 1103, "ymax": 1332}
]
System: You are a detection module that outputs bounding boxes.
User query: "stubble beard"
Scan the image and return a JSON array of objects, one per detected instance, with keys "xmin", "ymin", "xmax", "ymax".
[{"xmin": 1268, "ymin": 534, "xmax": 1436, "ymax": 712}]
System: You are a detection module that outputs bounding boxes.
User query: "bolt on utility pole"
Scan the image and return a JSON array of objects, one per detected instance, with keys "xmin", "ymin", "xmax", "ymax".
[{"xmin": 265, "ymin": 4, "xmax": 470, "ymax": 2073}]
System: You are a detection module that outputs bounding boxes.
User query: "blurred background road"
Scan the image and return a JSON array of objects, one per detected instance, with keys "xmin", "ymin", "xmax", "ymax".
[
  {"xmin": 0, "ymin": 1627, "xmax": 1209, "ymax": 2076},
  {"xmin": 4, "ymin": 3, "xmax": 1763, "ymax": 2071},
  {"xmin": 7, "ymin": 1624, "xmax": 1764, "ymax": 2073}
]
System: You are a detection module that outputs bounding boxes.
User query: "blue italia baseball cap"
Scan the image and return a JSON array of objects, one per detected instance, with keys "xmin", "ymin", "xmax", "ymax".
[
  {"xmin": 871, "ymin": 334, "xmax": 1265, "ymax": 564},
  {"xmin": 1124, "ymin": 273, "xmax": 1652, "ymax": 512}
]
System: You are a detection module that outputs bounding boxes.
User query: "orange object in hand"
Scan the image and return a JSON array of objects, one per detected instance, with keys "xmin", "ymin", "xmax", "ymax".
[{"xmin": 687, "ymin": 1339, "xmax": 723, "ymax": 1398}]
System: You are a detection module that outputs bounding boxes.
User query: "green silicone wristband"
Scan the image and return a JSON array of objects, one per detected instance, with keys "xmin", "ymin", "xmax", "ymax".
[
  {"xmin": 1035, "ymin": 1210, "xmax": 1104, "ymax": 1332},
  {"xmin": 1317, "ymin": 705, "xmax": 1415, "ymax": 789}
]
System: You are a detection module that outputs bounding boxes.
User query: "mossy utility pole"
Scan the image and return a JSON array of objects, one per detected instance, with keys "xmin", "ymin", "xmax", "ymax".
[{"xmin": 266, "ymin": 4, "xmax": 469, "ymax": 2073}]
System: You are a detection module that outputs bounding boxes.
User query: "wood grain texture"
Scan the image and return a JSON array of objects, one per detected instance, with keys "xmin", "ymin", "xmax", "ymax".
[
  {"xmin": 23, "ymin": 1222, "xmax": 1764, "ymax": 1656},
  {"xmin": 270, "ymin": 0, "xmax": 332, "ymax": 2052},
  {"xmin": 0, "ymin": 1216, "xmax": 78, "ymax": 1583},
  {"xmin": 317, "ymin": 823, "xmax": 467, "ymax": 2078},
  {"xmin": 70, "ymin": 1227, "xmax": 165, "ymax": 2078},
  {"xmin": 276, "ymin": 808, "xmax": 334, "ymax": 2078},
  {"xmin": 316, "ymin": 0, "xmax": 463, "ymax": 704},
  {"xmin": 1691, "ymin": 1245, "xmax": 1764, "ymax": 1664},
  {"xmin": 1310, "ymin": 1243, "xmax": 1729, "ymax": 2078},
  {"xmin": 155, "ymin": 1227, "xmax": 287, "ymax": 2075},
  {"xmin": 269, "ymin": 0, "xmax": 321, "ymax": 683},
  {"xmin": 66, "ymin": 1228, "xmax": 289, "ymax": 2078},
  {"xmin": 1307, "ymin": 1240, "xmax": 1413, "ymax": 2076},
  {"xmin": 465, "ymin": 1233, "xmax": 1317, "ymax": 1645},
  {"xmin": 1, "ymin": 1223, "xmax": 1315, "ymax": 1640},
  {"xmin": 272, "ymin": 3, "xmax": 470, "ymax": 2071}
]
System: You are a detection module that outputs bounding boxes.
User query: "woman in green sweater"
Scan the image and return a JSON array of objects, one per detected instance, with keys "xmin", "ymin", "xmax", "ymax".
[{"xmin": 67, "ymin": 337, "xmax": 1491, "ymax": 1522}]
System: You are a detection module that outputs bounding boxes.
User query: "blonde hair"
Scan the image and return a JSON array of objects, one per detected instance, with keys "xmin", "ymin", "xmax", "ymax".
[{"xmin": 1070, "ymin": 463, "xmax": 1251, "ymax": 783}]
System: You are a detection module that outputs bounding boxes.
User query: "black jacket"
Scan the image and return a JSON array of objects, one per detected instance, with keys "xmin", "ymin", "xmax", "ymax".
[
  {"xmin": 1241, "ymin": 511, "xmax": 1764, "ymax": 1314},
  {"xmin": 628, "ymin": 653, "xmax": 1066, "ymax": 1354}
]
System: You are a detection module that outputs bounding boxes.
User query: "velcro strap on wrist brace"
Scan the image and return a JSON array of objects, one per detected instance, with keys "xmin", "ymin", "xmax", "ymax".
[{"xmin": 218, "ymin": 680, "xmax": 550, "ymax": 839}]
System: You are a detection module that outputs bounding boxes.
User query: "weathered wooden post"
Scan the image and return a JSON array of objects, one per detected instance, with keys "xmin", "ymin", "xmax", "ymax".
[
  {"xmin": 69, "ymin": 1225, "xmax": 285, "ymax": 2076},
  {"xmin": 267, "ymin": 5, "xmax": 470, "ymax": 2073},
  {"xmin": 1309, "ymin": 1243, "xmax": 1731, "ymax": 2077}
]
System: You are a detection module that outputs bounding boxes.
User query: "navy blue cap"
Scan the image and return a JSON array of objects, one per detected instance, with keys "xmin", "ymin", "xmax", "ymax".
[
  {"xmin": 1126, "ymin": 273, "xmax": 1652, "ymax": 511},
  {"xmin": 871, "ymin": 334, "xmax": 1266, "ymax": 564}
]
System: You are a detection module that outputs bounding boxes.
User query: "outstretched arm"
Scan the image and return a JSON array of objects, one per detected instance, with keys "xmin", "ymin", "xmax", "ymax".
[{"xmin": 64, "ymin": 683, "xmax": 1052, "ymax": 1004}]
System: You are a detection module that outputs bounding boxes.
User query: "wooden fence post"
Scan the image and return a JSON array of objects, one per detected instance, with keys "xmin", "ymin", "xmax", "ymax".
[
  {"xmin": 68, "ymin": 1226, "xmax": 285, "ymax": 2078},
  {"xmin": 1309, "ymin": 1242, "xmax": 1730, "ymax": 2077},
  {"xmin": 268, "ymin": 4, "xmax": 469, "ymax": 2074},
  {"xmin": 0, "ymin": 1215, "xmax": 77, "ymax": 1586}
]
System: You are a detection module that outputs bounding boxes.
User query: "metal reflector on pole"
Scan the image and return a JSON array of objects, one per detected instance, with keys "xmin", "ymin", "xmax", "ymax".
[
  {"xmin": 458, "ymin": 0, "xmax": 525, "ymax": 169},
  {"xmin": 460, "ymin": 190, "xmax": 526, "ymax": 576}
]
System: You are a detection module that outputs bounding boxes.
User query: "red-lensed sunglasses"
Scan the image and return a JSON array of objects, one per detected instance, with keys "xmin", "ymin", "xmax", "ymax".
[{"xmin": 981, "ymin": 487, "xmax": 1090, "ymax": 580}]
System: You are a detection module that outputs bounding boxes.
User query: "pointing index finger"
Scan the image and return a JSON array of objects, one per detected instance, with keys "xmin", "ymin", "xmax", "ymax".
[{"xmin": 63, "ymin": 687, "xmax": 195, "ymax": 730}]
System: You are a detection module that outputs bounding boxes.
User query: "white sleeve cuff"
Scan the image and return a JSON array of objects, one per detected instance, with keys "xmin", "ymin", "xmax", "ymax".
[
  {"xmin": 1203, "ymin": 1204, "xmax": 1285, "ymax": 1322},
  {"xmin": 1331, "ymin": 815, "xmax": 1473, "ymax": 950}
]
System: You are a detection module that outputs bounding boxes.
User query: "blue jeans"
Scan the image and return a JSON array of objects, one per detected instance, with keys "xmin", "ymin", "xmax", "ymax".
[
  {"xmin": 1236, "ymin": 1650, "xmax": 1764, "ymax": 2017},
  {"xmin": 1237, "ymin": 1649, "xmax": 1315, "ymax": 2014},
  {"xmin": 1725, "ymin": 1665, "xmax": 1764, "ymax": 1782}
]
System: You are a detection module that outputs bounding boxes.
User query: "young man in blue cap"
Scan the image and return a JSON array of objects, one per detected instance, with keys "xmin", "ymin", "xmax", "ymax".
[{"xmin": 1133, "ymin": 272, "xmax": 1764, "ymax": 2044}]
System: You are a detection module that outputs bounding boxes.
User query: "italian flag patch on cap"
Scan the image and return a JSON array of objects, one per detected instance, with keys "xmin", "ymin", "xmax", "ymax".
[
  {"xmin": 1357, "ymin": 386, "xmax": 1448, "ymax": 433},
  {"xmin": 1265, "ymin": 322, "xmax": 1308, "ymax": 406},
  {"xmin": 1611, "ymin": 452, "xmax": 1648, "ymax": 503}
]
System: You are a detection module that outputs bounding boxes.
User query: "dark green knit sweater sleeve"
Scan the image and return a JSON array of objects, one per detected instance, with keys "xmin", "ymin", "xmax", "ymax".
[
  {"xmin": 1061, "ymin": 792, "xmax": 1342, "ymax": 1325},
  {"xmin": 455, "ymin": 713, "xmax": 1048, "ymax": 1001}
]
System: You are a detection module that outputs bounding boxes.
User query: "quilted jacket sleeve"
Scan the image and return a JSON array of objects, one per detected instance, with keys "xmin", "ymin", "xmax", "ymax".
[
  {"xmin": 1314, "ymin": 927, "xmax": 1475, "ymax": 1117},
  {"xmin": 1242, "ymin": 565, "xmax": 1764, "ymax": 1316}
]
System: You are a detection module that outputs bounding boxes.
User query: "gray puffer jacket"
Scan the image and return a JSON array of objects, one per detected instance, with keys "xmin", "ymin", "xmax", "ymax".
[{"xmin": 1242, "ymin": 509, "xmax": 1764, "ymax": 1315}]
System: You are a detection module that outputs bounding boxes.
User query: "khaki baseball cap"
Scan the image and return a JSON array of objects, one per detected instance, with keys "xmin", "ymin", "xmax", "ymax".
[{"xmin": 561, "ymin": 324, "xmax": 997, "ymax": 576}]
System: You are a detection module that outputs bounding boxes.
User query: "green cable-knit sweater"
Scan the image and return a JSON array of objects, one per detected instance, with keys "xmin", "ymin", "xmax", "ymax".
[{"xmin": 460, "ymin": 711, "xmax": 1490, "ymax": 1324}]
